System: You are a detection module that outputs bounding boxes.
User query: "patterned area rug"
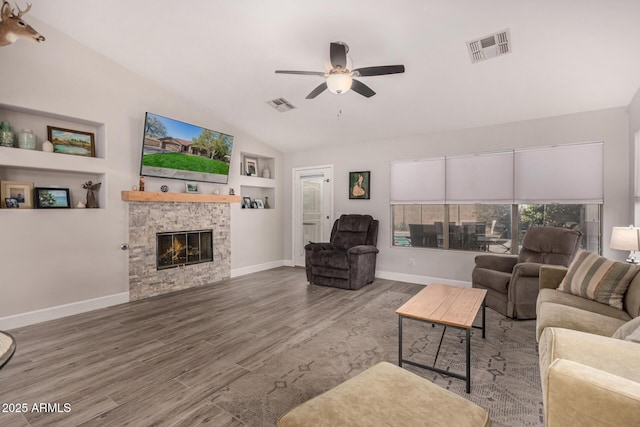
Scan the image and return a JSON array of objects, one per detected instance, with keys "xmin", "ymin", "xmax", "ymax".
[{"xmin": 213, "ymin": 290, "xmax": 543, "ymax": 427}]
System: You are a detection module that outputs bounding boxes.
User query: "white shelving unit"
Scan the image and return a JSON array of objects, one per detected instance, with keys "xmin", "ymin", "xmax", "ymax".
[
  {"xmin": 0, "ymin": 104, "xmax": 107, "ymax": 208},
  {"xmin": 240, "ymin": 152, "xmax": 275, "ymax": 209}
]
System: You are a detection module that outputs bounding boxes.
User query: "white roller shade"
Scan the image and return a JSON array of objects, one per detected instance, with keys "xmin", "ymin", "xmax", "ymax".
[
  {"xmin": 390, "ymin": 158, "xmax": 445, "ymax": 203},
  {"xmin": 514, "ymin": 142, "xmax": 603, "ymax": 204},
  {"xmin": 446, "ymin": 151, "xmax": 514, "ymax": 203}
]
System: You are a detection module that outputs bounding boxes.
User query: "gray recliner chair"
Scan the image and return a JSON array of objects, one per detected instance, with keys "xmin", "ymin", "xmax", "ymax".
[
  {"xmin": 305, "ymin": 214, "xmax": 379, "ymax": 290},
  {"xmin": 472, "ymin": 226, "xmax": 582, "ymax": 319}
]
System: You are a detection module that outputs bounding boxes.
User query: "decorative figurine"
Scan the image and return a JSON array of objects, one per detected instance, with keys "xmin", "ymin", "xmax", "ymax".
[
  {"xmin": 160, "ymin": 185, "xmax": 168, "ymax": 193},
  {"xmin": 139, "ymin": 176, "xmax": 145, "ymax": 191},
  {"xmin": 229, "ymin": 188, "xmax": 235, "ymax": 195},
  {"xmin": 82, "ymin": 180, "xmax": 101, "ymax": 208}
]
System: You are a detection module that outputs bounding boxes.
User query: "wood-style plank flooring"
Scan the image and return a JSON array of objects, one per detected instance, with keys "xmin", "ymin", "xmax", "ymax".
[{"xmin": 0, "ymin": 267, "xmax": 421, "ymax": 426}]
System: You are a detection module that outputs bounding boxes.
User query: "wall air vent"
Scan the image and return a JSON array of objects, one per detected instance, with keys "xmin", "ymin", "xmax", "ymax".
[
  {"xmin": 467, "ymin": 29, "xmax": 511, "ymax": 63},
  {"xmin": 267, "ymin": 97, "xmax": 297, "ymax": 112}
]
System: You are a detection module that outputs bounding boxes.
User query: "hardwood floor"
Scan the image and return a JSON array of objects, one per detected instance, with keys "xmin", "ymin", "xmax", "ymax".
[{"xmin": 0, "ymin": 267, "xmax": 421, "ymax": 426}]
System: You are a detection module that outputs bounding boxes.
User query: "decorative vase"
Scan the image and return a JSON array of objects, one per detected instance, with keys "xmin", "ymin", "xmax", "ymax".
[
  {"xmin": 262, "ymin": 166, "xmax": 271, "ymax": 179},
  {"xmin": 264, "ymin": 196, "xmax": 270, "ymax": 209},
  {"xmin": 42, "ymin": 140, "xmax": 54, "ymax": 152},
  {"xmin": 17, "ymin": 128, "xmax": 36, "ymax": 150},
  {"xmin": 0, "ymin": 121, "xmax": 14, "ymax": 147}
]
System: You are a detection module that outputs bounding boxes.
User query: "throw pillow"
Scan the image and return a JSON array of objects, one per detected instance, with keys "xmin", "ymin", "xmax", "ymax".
[
  {"xmin": 557, "ymin": 249, "xmax": 639, "ymax": 310},
  {"xmin": 612, "ymin": 316, "xmax": 640, "ymax": 341}
]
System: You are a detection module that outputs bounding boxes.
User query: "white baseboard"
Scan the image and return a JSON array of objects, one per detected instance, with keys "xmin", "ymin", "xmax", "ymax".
[
  {"xmin": 375, "ymin": 269, "xmax": 471, "ymax": 288},
  {"xmin": 0, "ymin": 292, "xmax": 130, "ymax": 330},
  {"xmin": 231, "ymin": 260, "xmax": 287, "ymax": 278}
]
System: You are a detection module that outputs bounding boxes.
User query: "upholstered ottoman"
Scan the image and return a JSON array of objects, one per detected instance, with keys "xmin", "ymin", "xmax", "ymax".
[{"xmin": 277, "ymin": 361, "xmax": 491, "ymax": 427}]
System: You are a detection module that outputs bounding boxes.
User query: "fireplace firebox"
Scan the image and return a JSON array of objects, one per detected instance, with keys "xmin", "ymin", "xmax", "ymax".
[{"xmin": 156, "ymin": 229, "xmax": 213, "ymax": 270}]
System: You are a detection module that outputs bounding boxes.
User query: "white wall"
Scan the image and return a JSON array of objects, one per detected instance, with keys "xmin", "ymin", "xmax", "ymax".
[
  {"xmin": 284, "ymin": 107, "xmax": 631, "ymax": 283},
  {"xmin": 629, "ymin": 87, "xmax": 640, "ymax": 225},
  {"xmin": 0, "ymin": 19, "xmax": 283, "ymax": 327}
]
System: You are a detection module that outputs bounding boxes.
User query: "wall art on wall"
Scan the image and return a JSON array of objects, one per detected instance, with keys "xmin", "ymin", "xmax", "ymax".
[
  {"xmin": 1, "ymin": 180, "xmax": 33, "ymax": 208},
  {"xmin": 47, "ymin": 126, "xmax": 95, "ymax": 157},
  {"xmin": 349, "ymin": 171, "xmax": 370, "ymax": 200},
  {"xmin": 34, "ymin": 187, "xmax": 70, "ymax": 208}
]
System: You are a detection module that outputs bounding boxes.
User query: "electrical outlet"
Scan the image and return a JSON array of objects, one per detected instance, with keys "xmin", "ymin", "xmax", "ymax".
[{"xmin": 409, "ymin": 258, "xmax": 415, "ymax": 267}]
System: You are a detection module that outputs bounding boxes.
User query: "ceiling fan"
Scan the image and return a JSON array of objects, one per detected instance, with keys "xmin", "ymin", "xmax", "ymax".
[{"xmin": 275, "ymin": 41, "xmax": 405, "ymax": 99}]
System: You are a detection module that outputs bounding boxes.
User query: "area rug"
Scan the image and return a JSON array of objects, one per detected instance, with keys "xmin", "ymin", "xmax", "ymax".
[{"xmin": 212, "ymin": 290, "xmax": 543, "ymax": 427}]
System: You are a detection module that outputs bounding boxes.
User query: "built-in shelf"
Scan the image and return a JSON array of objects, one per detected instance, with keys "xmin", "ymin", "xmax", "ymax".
[
  {"xmin": 0, "ymin": 104, "xmax": 107, "ymax": 208},
  {"xmin": 0, "ymin": 146, "xmax": 107, "ymax": 174},
  {"xmin": 121, "ymin": 191, "xmax": 241, "ymax": 203}
]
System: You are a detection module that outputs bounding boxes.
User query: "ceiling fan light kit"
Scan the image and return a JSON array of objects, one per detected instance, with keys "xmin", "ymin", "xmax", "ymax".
[
  {"xmin": 275, "ymin": 41, "xmax": 405, "ymax": 99},
  {"xmin": 326, "ymin": 73, "xmax": 352, "ymax": 94}
]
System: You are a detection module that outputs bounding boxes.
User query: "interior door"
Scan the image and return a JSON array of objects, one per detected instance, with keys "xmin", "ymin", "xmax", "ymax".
[{"xmin": 293, "ymin": 166, "xmax": 333, "ymax": 266}]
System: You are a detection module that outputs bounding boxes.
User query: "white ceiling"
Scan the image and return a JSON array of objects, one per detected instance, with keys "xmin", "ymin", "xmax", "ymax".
[{"xmin": 25, "ymin": 0, "xmax": 640, "ymax": 153}]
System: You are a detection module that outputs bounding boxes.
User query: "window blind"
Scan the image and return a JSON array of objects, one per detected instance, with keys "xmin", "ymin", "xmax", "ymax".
[
  {"xmin": 514, "ymin": 142, "xmax": 603, "ymax": 204},
  {"xmin": 389, "ymin": 158, "xmax": 445, "ymax": 204},
  {"xmin": 445, "ymin": 151, "xmax": 514, "ymax": 203}
]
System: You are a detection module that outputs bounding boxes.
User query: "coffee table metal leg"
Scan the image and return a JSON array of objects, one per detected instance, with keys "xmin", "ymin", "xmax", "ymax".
[
  {"xmin": 466, "ymin": 328, "xmax": 471, "ymax": 393},
  {"xmin": 398, "ymin": 316, "xmax": 403, "ymax": 367},
  {"xmin": 482, "ymin": 299, "xmax": 486, "ymax": 339}
]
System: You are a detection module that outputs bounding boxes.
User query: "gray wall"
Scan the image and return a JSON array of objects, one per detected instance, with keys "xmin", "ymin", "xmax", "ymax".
[{"xmin": 284, "ymin": 107, "xmax": 631, "ymax": 284}]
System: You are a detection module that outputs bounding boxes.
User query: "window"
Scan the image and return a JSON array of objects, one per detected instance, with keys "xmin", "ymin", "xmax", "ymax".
[
  {"xmin": 390, "ymin": 142, "xmax": 603, "ymax": 254},
  {"xmin": 392, "ymin": 203, "xmax": 600, "ymax": 253},
  {"xmin": 518, "ymin": 204, "xmax": 601, "ymax": 253}
]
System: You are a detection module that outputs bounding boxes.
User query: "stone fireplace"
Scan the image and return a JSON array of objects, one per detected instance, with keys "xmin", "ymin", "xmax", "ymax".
[{"xmin": 127, "ymin": 199, "xmax": 231, "ymax": 300}]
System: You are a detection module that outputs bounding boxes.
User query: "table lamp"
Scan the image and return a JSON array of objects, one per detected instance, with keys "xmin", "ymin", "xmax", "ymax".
[{"xmin": 610, "ymin": 225, "xmax": 640, "ymax": 263}]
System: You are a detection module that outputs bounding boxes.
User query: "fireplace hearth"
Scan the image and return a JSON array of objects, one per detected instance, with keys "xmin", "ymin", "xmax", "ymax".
[{"xmin": 156, "ymin": 229, "xmax": 213, "ymax": 270}]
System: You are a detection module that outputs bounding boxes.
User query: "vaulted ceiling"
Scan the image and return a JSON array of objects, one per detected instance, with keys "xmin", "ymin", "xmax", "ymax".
[{"xmin": 26, "ymin": 0, "xmax": 640, "ymax": 153}]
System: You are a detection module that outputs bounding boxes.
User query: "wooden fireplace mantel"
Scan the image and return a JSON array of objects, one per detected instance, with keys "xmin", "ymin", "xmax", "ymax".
[{"xmin": 121, "ymin": 191, "xmax": 241, "ymax": 204}]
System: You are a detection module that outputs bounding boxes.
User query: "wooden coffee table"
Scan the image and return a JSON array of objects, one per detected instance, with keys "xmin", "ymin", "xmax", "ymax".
[{"xmin": 396, "ymin": 283, "xmax": 487, "ymax": 393}]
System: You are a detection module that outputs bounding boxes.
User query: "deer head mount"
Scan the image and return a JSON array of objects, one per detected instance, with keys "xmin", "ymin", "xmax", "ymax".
[{"xmin": 0, "ymin": 2, "xmax": 45, "ymax": 47}]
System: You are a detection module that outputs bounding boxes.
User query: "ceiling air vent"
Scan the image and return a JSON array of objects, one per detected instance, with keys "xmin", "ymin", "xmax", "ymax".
[
  {"xmin": 267, "ymin": 97, "xmax": 297, "ymax": 112},
  {"xmin": 467, "ymin": 29, "xmax": 511, "ymax": 63}
]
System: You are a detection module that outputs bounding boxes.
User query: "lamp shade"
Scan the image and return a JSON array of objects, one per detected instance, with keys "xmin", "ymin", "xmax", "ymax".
[
  {"xmin": 326, "ymin": 73, "xmax": 352, "ymax": 94},
  {"xmin": 610, "ymin": 226, "xmax": 640, "ymax": 251}
]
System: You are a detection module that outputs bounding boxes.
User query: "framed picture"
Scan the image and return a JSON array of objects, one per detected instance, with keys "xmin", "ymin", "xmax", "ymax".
[
  {"xmin": 34, "ymin": 188, "xmax": 71, "ymax": 209},
  {"xmin": 349, "ymin": 171, "xmax": 370, "ymax": 200},
  {"xmin": 47, "ymin": 126, "xmax": 95, "ymax": 157},
  {"xmin": 245, "ymin": 157, "xmax": 258, "ymax": 176},
  {"xmin": 1, "ymin": 180, "xmax": 33, "ymax": 208},
  {"xmin": 4, "ymin": 198, "xmax": 19, "ymax": 208},
  {"xmin": 242, "ymin": 196, "xmax": 252, "ymax": 208},
  {"xmin": 185, "ymin": 182, "xmax": 199, "ymax": 193},
  {"xmin": 255, "ymin": 198, "xmax": 264, "ymax": 209}
]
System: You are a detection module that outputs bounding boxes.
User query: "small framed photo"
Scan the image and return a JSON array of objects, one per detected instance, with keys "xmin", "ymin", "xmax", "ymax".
[
  {"xmin": 254, "ymin": 198, "xmax": 264, "ymax": 209},
  {"xmin": 1, "ymin": 180, "xmax": 34, "ymax": 208},
  {"xmin": 242, "ymin": 196, "xmax": 252, "ymax": 208},
  {"xmin": 349, "ymin": 171, "xmax": 371, "ymax": 200},
  {"xmin": 4, "ymin": 198, "xmax": 19, "ymax": 208},
  {"xmin": 245, "ymin": 157, "xmax": 258, "ymax": 176},
  {"xmin": 185, "ymin": 182, "xmax": 199, "ymax": 193},
  {"xmin": 47, "ymin": 126, "xmax": 95, "ymax": 157},
  {"xmin": 34, "ymin": 188, "xmax": 71, "ymax": 209}
]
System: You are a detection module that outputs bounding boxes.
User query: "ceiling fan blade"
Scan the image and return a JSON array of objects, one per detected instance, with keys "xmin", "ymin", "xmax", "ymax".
[
  {"xmin": 275, "ymin": 70, "xmax": 326, "ymax": 76},
  {"xmin": 351, "ymin": 79, "xmax": 376, "ymax": 98},
  {"xmin": 330, "ymin": 42, "xmax": 347, "ymax": 69},
  {"xmin": 352, "ymin": 65, "xmax": 405, "ymax": 77},
  {"xmin": 306, "ymin": 82, "xmax": 328, "ymax": 99}
]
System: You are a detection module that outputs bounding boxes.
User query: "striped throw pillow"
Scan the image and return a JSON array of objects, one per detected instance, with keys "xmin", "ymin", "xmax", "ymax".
[{"xmin": 557, "ymin": 249, "xmax": 639, "ymax": 310}]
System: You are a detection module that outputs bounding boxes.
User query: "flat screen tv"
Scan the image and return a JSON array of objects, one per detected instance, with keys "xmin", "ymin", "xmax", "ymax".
[{"xmin": 140, "ymin": 112, "xmax": 234, "ymax": 184}]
